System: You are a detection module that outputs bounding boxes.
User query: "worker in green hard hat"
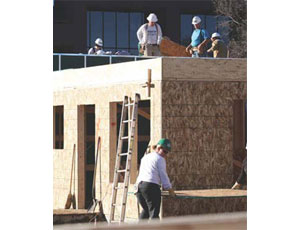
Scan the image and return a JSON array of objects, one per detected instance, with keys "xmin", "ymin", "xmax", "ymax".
[{"xmin": 135, "ymin": 138, "xmax": 175, "ymax": 220}]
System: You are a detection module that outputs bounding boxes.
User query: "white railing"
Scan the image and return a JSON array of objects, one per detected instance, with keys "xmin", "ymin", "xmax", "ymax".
[{"xmin": 53, "ymin": 53, "xmax": 154, "ymax": 71}]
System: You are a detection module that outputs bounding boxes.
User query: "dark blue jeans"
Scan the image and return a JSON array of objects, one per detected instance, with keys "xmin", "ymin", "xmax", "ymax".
[{"xmin": 136, "ymin": 181, "xmax": 161, "ymax": 219}]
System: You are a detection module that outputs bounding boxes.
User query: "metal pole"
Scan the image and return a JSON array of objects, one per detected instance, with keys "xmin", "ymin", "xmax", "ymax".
[{"xmin": 58, "ymin": 55, "xmax": 61, "ymax": 71}]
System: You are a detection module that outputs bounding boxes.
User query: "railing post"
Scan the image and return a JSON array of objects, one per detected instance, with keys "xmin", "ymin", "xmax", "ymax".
[
  {"xmin": 84, "ymin": 55, "xmax": 87, "ymax": 68},
  {"xmin": 109, "ymin": 55, "xmax": 112, "ymax": 64},
  {"xmin": 58, "ymin": 55, "xmax": 61, "ymax": 71}
]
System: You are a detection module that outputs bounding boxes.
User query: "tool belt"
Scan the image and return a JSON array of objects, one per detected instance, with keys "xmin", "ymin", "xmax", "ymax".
[
  {"xmin": 191, "ymin": 46, "xmax": 203, "ymax": 54},
  {"xmin": 139, "ymin": 44, "xmax": 159, "ymax": 55}
]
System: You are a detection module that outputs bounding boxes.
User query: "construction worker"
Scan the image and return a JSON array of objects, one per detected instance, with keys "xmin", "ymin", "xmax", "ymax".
[
  {"xmin": 135, "ymin": 138, "xmax": 176, "ymax": 220},
  {"xmin": 88, "ymin": 38, "xmax": 106, "ymax": 55},
  {"xmin": 137, "ymin": 13, "xmax": 162, "ymax": 57},
  {"xmin": 232, "ymin": 156, "xmax": 247, "ymax": 189},
  {"xmin": 207, "ymin": 32, "xmax": 228, "ymax": 58},
  {"xmin": 185, "ymin": 16, "xmax": 210, "ymax": 57}
]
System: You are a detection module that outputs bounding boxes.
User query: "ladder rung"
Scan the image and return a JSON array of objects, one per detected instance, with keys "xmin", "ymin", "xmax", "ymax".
[
  {"xmin": 119, "ymin": 152, "xmax": 128, "ymax": 156},
  {"xmin": 122, "ymin": 120, "xmax": 132, "ymax": 123},
  {"xmin": 121, "ymin": 136, "xmax": 129, "ymax": 140},
  {"xmin": 112, "ymin": 203, "xmax": 126, "ymax": 207},
  {"xmin": 117, "ymin": 169, "xmax": 127, "ymax": 173},
  {"xmin": 110, "ymin": 221, "xmax": 121, "ymax": 224},
  {"xmin": 114, "ymin": 185, "xmax": 128, "ymax": 190},
  {"xmin": 125, "ymin": 103, "xmax": 134, "ymax": 107}
]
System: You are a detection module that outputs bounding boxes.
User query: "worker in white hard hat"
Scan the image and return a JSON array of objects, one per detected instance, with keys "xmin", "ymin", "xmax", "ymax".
[
  {"xmin": 88, "ymin": 38, "xmax": 106, "ymax": 55},
  {"xmin": 207, "ymin": 32, "xmax": 228, "ymax": 58},
  {"xmin": 185, "ymin": 16, "xmax": 210, "ymax": 58},
  {"xmin": 137, "ymin": 13, "xmax": 163, "ymax": 56}
]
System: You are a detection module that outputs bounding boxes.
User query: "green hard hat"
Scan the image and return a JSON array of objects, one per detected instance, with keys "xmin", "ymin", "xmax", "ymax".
[{"xmin": 157, "ymin": 138, "xmax": 171, "ymax": 151}]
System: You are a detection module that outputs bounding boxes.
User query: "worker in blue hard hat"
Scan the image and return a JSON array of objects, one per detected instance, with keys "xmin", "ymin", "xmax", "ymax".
[{"xmin": 135, "ymin": 138, "xmax": 175, "ymax": 220}]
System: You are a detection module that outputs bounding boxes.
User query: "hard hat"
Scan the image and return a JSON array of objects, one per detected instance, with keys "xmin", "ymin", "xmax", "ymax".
[
  {"xmin": 147, "ymin": 13, "xmax": 158, "ymax": 22},
  {"xmin": 192, "ymin": 16, "xmax": 201, "ymax": 25},
  {"xmin": 157, "ymin": 138, "xmax": 171, "ymax": 152},
  {"xmin": 211, "ymin": 32, "xmax": 221, "ymax": 38},
  {"xmin": 95, "ymin": 38, "xmax": 103, "ymax": 47}
]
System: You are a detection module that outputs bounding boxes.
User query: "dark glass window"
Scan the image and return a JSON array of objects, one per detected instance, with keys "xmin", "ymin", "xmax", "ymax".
[
  {"xmin": 87, "ymin": 12, "xmax": 103, "ymax": 51},
  {"xmin": 180, "ymin": 14, "xmax": 193, "ymax": 46},
  {"xmin": 87, "ymin": 11, "xmax": 144, "ymax": 55},
  {"xmin": 117, "ymin": 12, "xmax": 129, "ymax": 51},
  {"xmin": 206, "ymin": 15, "xmax": 217, "ymax": 37},
  {"xmin": 104, "ymin": 12, "xmax": 116, "ymax": 53},
  {"xmin": 130, "ymin": 12, "xmax": 143, "ymax": 54}
]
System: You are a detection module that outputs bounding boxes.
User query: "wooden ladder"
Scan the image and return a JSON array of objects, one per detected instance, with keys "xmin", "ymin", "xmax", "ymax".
[{"xmin": 109, "ymin": 93, "xmax": 140, "ymax": 223}]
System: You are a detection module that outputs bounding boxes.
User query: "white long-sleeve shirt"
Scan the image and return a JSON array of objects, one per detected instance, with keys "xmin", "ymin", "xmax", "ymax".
[
  {"xmin": 136, "ymin": 23, "xmax": 163, "ymax": 45},
  {"xmin": 136, "ymin": 151, "xmax": 172, "ymax": 190}
]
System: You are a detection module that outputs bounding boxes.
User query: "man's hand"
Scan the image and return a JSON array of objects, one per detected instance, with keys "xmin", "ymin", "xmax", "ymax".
[
  {"xmin": 186, "ymin": 45, "xmax": 191, "ymax": 53},
  {"xmin": 197, "ymin": 44, "xmax": 204, "ymax": 54},
  {"xmin": 231, "ymin": 182, "xmax": 241, "ymax": 189},
  {"xmin": 168, "ymin": 188, "xmax": 176, "ymax": 197}
]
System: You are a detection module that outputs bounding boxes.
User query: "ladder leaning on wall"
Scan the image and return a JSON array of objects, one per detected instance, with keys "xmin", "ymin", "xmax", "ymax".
[{"xmin": 109, "ymin": 93, "xmax": 140, "ymax": 223}]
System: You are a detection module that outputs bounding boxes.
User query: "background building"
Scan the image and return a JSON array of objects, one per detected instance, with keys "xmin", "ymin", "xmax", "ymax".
[{"xmin": 53, "ymin": 0, "xmax": 229, "ymax": 55}]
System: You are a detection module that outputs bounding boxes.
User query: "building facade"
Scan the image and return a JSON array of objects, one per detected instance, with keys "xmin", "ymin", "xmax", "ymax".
[
  {"xmin": 53, "ymin": 0, "xmax": 229, "ymax": 55},
  {"xmin": 53, "ymin": 57, "xmax": 247, "ymax": 219}
]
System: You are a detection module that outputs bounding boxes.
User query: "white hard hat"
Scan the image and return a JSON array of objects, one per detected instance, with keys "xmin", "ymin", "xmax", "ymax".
[
  {"xmin": 211, "ymin": 32, "xmax": 221, "ymax": 38},
  {"xmin": 192, "ymin": 16, "xmax": 201, "ymax": 25},
  {"xmin": 95, "ymin": 38, "xmax": 103, "ymax": 47},
  {"xmin": 147, "ymin": 13, "xmax": 158, "ymax": 22}
]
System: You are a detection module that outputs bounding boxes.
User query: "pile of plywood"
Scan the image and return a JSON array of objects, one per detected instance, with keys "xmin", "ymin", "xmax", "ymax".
[{"xmin": 160, "ymin": 37, "xmax": 191, "ymax": 57}]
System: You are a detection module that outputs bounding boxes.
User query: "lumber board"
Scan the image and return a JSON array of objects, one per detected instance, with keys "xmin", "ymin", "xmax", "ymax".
[
  {"xmin": 160, "ymin": 37, "xmax": 191, "ymax": 57},
  {"xmin": 162, "ymin": 189, "xmax": 246, "ymax": 199}
]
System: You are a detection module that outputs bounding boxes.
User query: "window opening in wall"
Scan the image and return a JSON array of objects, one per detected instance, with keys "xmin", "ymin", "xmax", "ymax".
[
  {"xmin": 116, "ymin": 100, "xmax": 150, "ymax": 178},
  {"xmin": 53, "ymin": 106, "xmax": 64, "ymax": 149},
  {"xmin": 137, "ymin": 100, "xmax": 150, "ymax": 169},
  {"xmin": 233, "ymin": 100, "xmax": 247, "ymax": 183},
  {"xmin": 84, "ymin": 105, "xmax": 95, "ymax": 208},
  {"xmin": 110, "ymin": 100, "xmax": 151, "ymax": 183}
]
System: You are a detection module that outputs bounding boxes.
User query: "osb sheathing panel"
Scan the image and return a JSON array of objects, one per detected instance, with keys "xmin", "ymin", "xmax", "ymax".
[
  {"xmin": 162, "ymin": 196, "xmax": 247, "ymax": 217},
  {"xmin": 162, "ymin": 80, "xmax": 246, "ymax": 190},
  {"xmin": 162, "ymin": 58, "xmax": 246, "ymax": 82}
]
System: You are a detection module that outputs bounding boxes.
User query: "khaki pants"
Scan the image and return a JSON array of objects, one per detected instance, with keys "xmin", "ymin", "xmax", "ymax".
[{"xmin": 144, "ymin": 44, "xmax": 161, "ymax": 57}]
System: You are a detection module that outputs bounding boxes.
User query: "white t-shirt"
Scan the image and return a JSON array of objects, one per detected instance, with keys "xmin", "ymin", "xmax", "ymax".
[
  {"xmin": 137, "ymin": 23, "xmax": 163, "ymax": 45},
  {"xmin": 88, "ymin": 47, "xmax": 106, "ymax": 55},
  {"xmin": 136, "ymin": 151, "xmax": 172, "ymax": 190}
]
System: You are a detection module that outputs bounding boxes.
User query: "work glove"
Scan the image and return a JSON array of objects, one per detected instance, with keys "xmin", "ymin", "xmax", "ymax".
[
  {"xmin": 231, "ymin": 182, "xmax": 241, "ymax": 190},
  {"xmin": 168, "ymin": 188, "xmax": 176, "ymax": 198}
]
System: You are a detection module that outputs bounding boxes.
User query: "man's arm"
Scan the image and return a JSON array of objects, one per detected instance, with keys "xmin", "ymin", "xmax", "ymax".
[
  {"xmin": 157, "ymin": 159, "xmax": 172, "ymax": 190},
  {"xmin": 137, "ymin": 24, "xmax": 145, "ymax": 44},
  {"xmin": 198, "ymin": 38, "xmax": 210, "ymax": 53},
  {"xmin": 207, "ymin": 40, "xmax": 217, "ymax": 53},
  {"xmin": 197, "ymin": 29, "xmax": 210, "ymax": 53},
  {"xmin": 157, "ymin": 24, "xmax": 163, "ymax": 45},
  {"xmin": 186, "ymin": 44, "xmax": 192, "ymax": 53}
]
